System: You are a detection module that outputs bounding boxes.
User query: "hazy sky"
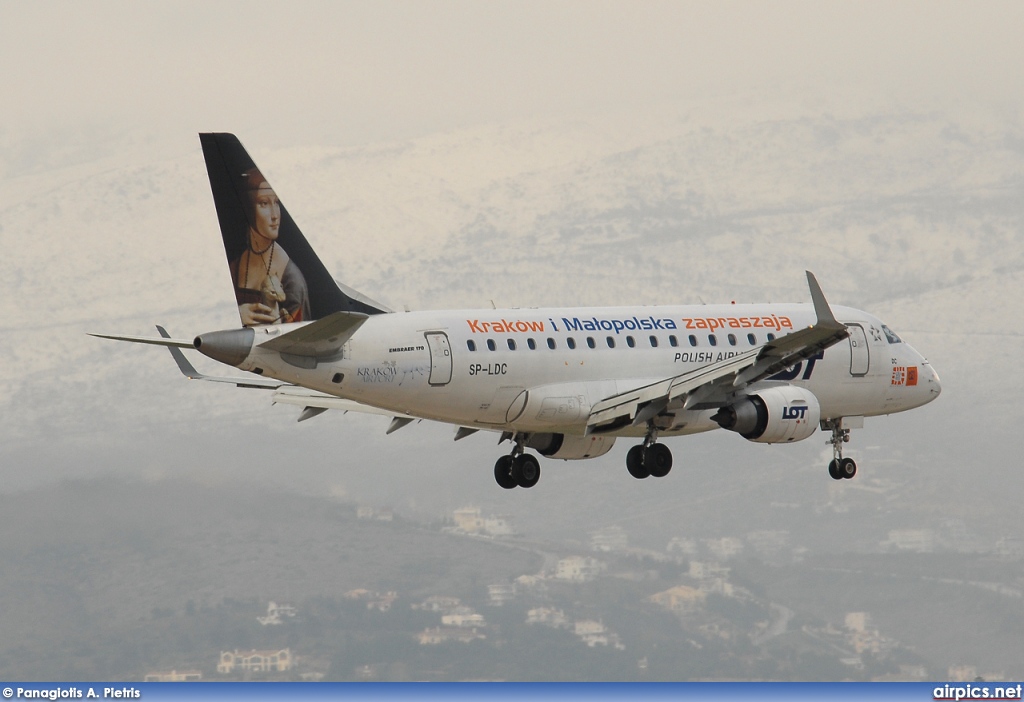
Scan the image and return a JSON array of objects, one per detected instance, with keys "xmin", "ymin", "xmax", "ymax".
[{"xmin": 3, "ymin": 1, "xmax": 1022, "ymax": 150}]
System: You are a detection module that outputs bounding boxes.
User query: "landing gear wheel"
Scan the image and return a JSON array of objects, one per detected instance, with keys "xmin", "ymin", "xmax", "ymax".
[
  {"xmin": 512, "ymin": 453, "xmax": 541, "ymax": 488},
  {"xmin": 626, "ymin": 445, "xmax": 649, "ymax": 479},
  {"xmin": 828, "ymin": 459, "xmax": 842, "ymax": 481},
  {"xmin": 494, "ymin": 455, "xmax": 517, "ymax": 489},
  {"xmin": 646, "ymin": 443, "xmax": 673, "ymax": 478},
  {"xmin": 839, "ymin": 457, "xmax": 857, "ymax": 480}
]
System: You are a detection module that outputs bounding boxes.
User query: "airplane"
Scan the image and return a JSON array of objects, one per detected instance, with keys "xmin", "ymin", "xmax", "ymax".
[{"xmin": 93, "ymin": 133, "xmax": 942, "ymax": 489}]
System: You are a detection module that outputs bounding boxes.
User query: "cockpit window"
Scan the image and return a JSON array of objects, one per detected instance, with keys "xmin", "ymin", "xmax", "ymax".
[{"xmin": 881, "ymin": 324, "xmax": 902, "ymax": 344}]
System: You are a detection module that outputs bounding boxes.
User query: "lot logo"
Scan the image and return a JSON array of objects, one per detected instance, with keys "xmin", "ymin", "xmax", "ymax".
[{"xmin": 782, "ymin": 405, "xmax": 809, "ymax": 420}]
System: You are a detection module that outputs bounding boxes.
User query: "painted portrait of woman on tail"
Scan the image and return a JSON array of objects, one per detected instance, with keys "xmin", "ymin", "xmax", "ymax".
[{"xmin": 230, "ymin": 168, "xmax": 310, "ymax": 326}]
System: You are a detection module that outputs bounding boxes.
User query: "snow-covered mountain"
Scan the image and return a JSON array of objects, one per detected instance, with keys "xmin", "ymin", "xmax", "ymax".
[{"xmin": 2, "ymin": 103, "xmax": 1022, "ymax": 544}]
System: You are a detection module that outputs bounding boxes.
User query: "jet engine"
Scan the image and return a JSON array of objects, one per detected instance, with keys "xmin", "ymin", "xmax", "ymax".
[
  {"xmin": 525, "ymin": 433, "xmax": 616, "ymax": 460},
  {"xmin": 712, "ymin": 385, "xmax": 820, "ymax": 444}
]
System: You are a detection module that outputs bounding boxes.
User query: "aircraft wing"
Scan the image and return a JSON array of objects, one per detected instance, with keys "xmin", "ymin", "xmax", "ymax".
[{"xmin": 586, "ymin": 272, "xmax": 850, "ymax": 433}]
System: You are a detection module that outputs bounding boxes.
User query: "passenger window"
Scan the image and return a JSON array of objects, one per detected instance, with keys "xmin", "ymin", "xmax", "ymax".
[
  {"xmin": 708, "ymin": 335, "xmax": 718, "ymax": 346},
  {"xmin": 767, "ymin": 333, "xmax": 776, "ymax": 342},
  {"xmin": 688, "ymin": 334, "xmax": 697, "ymax": 347},
  {"xmin": 547, "ymin": 338, "xmax": 556, "ymax": 350},
  {"xmin": 747, "ymin": 333, "xmax": 756, "ymax": 345},
  {"xmin": 467, "ymin": 340, "xmax": 477, "ymax": 352},
  {"xmin": 487, "ymin": 339, "xmax": 496, "ymax": 351},
  {"xmin": 727, "ymin": 333, "xmax": 736, "ymax": 346},
  {"xmin": 669, "ymin": 335, "xmax": 678, "ymax": 347},
  {"xmin": 606, "ymin": 336, "xmax": 615, "ymax": 349},
  {"xmin": 626, "ymin": 336, "xmax": 635, "ymax": 348},
  {"xmin": 507, "ymin": 339, "xmax": 516, "ymax": 351},
  {"xmin": 527, "ymin": 338, "xmax": 536, "ymax": 350},
  {"xmin": 567, "ymin": 337, "xmax": 577, "ymax": 350},
  {"xmin": 587, "ymin": 337, "xmax": 596, "ymax": 349},
  {"xmin": 649, "ymin": 335, "xmax": 658, "ymax": 348}
]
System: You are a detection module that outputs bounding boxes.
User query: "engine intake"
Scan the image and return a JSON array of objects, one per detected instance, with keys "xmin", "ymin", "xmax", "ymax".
[{"xmin": 713, "ymin": 386, "xmax": 820, "ymax": 444}]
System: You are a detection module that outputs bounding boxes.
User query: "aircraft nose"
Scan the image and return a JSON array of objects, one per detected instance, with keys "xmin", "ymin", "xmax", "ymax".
[{"xmin": 920, "ymin": 359, "xmax": 941, "ymax": 400}]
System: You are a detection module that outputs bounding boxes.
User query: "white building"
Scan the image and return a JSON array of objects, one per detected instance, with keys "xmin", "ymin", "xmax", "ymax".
[
  {"xmin": 555, "ymin": 556, "xmax": 605, "ymax": 582},
  {"xmin": 591, "ymin": 525, "xmax": 628, "ymax": 552}
]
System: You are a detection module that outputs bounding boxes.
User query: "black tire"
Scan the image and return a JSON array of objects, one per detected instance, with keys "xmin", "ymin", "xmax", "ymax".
[
  {"xmin": 828, "ymin": 459, "xmax": 842, "ymax": 480},
  {"xmin": 626, "ymin": 445, "xmax": 649, "ymax": 479},
  {"xmin": 494, "ymin": 455, "xmax": 517, "ymax": 489},
  {"xmin": 840, "ymin": 457, "xmax": 857, "ymax": 480},
  {"xmin": 646, "ymin": 443, "xmax": 673, "ymax": 478},
  {"xmin": 512, "ymin": 454, "xmax": 541, "ymax": 488}
]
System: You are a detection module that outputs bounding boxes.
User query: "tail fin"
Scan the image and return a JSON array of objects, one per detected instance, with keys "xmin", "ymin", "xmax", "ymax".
[{"xmin": 199, "ymin": 133, "xmax": 389, "ymax": 325}]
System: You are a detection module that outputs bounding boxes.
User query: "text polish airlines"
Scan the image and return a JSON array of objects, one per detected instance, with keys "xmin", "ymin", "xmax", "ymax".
[{"xmin": 93, "ymin": 134, "xmax": 941, "ymax": 489}]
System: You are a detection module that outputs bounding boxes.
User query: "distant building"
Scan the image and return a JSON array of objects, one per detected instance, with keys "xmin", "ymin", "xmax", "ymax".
[
  {"xmin": 356, "ymin": 506, "xmax": 394, "ymax": 521},
  {"xmin": 555, "ymin": 556, "xmax": 605, "ymax": 582},
  {"xmin": 453, "ymin": 507, "xmax": 484, "ymax": 532},
  {"xmin": 514, "ymin": 574, "xmax": 546, "ymax": 592},
  {"xmin": 845, "ymin": 612, "xmax": 870, "ymax": 633},
  {"xmin": 217, "ymin": 649, "xmax": 292, "ymax": 674},
  {"xmin": 257, "ymin": 601, "xmax": 297, "ymax": 626},
  {"xmin": 704, "ymin": 537, "xmax": 744, "ymax": 560},
  {"xmin": 417, "ymin": 627, "xmax": 486, "ymax": 645},
  {"xmin": 442, "ymin": 612, "xmax": 486, "ymax": 628},
  {"xmin": 451, "ymin": 507, "xmax": 514, "ymax": 536},
  {"xmin": 344, "ymin": 589, "xmax": 398, "ymax": 611},
  {"xmin": 573, "ymin": 620, "xmax": 625, "ymax": 649},
  {"xmin": 689, "ymin": 561, "xmax": 729, "ymax": 581},
  {"xmin": 647, "ymin": 585, "xmax": 706, "ymax": 615},
  {"xmin": 948, "ymin": 665, "xmax": 978, "ymax": 682},
  {"xmin": 143, "ymin": 670, "xmax": 202, "ymax": 682},
  {"xmin": 591, "ymin": 525, "xmax": 628, "ymax": 552},
  {"xmin": 526, "ymin": 607, "xmax": 568, "ymax": 628},
  {"xmin": 488, "ymin": 582, "xmax": 516, "ymax": 606},
  {"xmin": 414, "ymin": 595, "xmax": 462, "ymax": 613}
]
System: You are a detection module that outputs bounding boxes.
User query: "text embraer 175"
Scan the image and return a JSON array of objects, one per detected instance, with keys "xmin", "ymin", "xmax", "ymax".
[{"xmin": 93, "ymin": 133, "xmax": 941, "ymax": 489}]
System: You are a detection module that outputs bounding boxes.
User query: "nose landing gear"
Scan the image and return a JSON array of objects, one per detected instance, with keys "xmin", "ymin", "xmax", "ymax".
[{"xmin": 824, "ymin": 418, "xmax": 857, "ymax": 480}]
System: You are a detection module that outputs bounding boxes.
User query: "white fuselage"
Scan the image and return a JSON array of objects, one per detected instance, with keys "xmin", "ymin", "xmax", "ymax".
[{"xmin": 236, "ymin": 302, "xmax": 940, "ymax": 437}]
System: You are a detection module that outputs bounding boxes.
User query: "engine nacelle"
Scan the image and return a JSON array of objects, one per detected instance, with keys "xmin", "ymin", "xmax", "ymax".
[
  {"xmin": 713, "ymin": 386, "xmax": 820, "ymax": 444},
  {"xmin": 525, "ymin": 433, "xmax": 616, "ymax": 460}
]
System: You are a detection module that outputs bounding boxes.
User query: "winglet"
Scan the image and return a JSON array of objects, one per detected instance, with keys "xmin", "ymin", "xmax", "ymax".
[{"xmin": 806, "ymin": 271, "xmax": 841, "ymax": 328}]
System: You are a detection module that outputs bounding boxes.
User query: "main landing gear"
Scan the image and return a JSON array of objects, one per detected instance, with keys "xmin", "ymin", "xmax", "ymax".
[
  {"xmin": 824, "ymin": 419, "xmax": 857, "ymax": 480},
  {"xmin": 494, "ymin": 435, "xmax": 541, "ymax": 489},
  {"xmin": 626, "ymin": 427, "xmax": 673, "ymax": 480}
]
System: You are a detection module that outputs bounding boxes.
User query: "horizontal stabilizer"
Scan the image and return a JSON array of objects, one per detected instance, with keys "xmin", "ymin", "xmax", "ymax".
[
  {"xmin": 88, "ymin": 332, "xmax": 194, "ymax": 349},
  {"xmin": 258, "ymin": 310, "xmax": 368, "ymax": 358}
]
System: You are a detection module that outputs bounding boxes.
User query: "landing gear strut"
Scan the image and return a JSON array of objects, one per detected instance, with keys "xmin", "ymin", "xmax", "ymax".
[
  {"xmin": 626, "ymin": 425, "xmax": 673, "ymax": 480},
  {"xmin": 493, "ymin": 434, "xmax": 541, "ymax": 489},
  {"xmin": 824, "ymin": 419, "xmax": 857, "ymax": 480}
]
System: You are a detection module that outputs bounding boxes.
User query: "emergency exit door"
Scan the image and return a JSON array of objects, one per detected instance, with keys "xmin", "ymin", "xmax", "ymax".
[{"xmin": 425, "ymin": 332, "xmax": 452, "ymax": 386}]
